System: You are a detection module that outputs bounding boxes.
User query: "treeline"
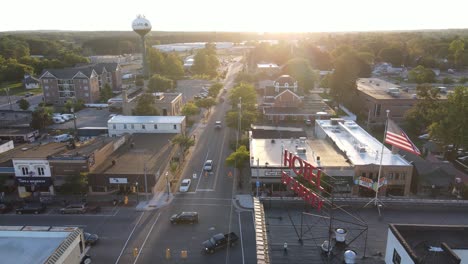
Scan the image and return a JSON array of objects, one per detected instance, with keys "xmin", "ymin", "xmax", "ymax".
[{"xmin": 0, "ymin": 35, "xmax": 89, "ymax": 83}]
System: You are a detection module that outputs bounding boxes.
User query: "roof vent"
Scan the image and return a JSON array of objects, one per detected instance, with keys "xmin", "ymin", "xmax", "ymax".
[
  {"xmin": 335, "ymin": 228, "xmax": 347, "ymax": 243},
  {"xmin": 321, "ymin": 240, "xmax": 333, "ymax": 253},
  {"xmin": 359, "ymin": 147, "xmax": 366, "ymax": 153},
  {"xmin": 344, "ymin": 250, "xmax": 357, "ymax": 263},
  {"xmin": 271, "ymin": 139, "xmax": 275, "ymax": 143}
]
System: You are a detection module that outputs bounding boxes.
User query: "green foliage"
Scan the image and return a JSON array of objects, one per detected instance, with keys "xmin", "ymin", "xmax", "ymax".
[
  {"xmin": 133, "ymin": 93, "xmax": 159, "ymax": 116},
  {"xmin": 64, "ymin": 100, "xmax": 74, "ymax": 113},
  {"xmin": 191, "ymin": 44, "xmax": 219, "ymax": 77},
  {"xmin": 147, "ymin": 47, "xmax": 166, "ymax": 76},
  {"xmin": 135, "ymin": 79, "xmax": 144, "ymax": 87},
  {"xmin": 320, "ymin": 74, "xmax": 330, "ymax": 88},
  {"xmin": 195, "ymin": 97, "xmax": 216, "ymax": 110},
  {"xmin": 30, "ymin": 107, "xmax": 53, "ymax": 129},
  {"xmin": 181, "ymin": 102, "xmax": 199, "ymax": 117},
  {"xmin": 282, "ymin": 58, "xmax": 316, "ymax": 93},
  {"xmin": 442, "ymin": 77, "xmax": 454, "ymax": 84},
  {"xmin": 459, "ymin": 77, "xmax": 468, "ymax": 84},
  {"xmin": 17, "ymin": 98, "xmax": 30, "ymax": 110},
  {"xmin": 171, "ymin": 134, "xmax": 195, "ymax": 153},
  {"xmin": 225, "ymin": 145, "xmax": 250, "ymax": 177},
  {"xmin": 0, "ymin": 36, "xmax": 30, "ymax": 59},
  {"xmin": 378, "ymin": 46, "xmax": 405, "ymax": 66},
  {"xmin": 235, "ymin": 72, "xmax": 256, "ymax": 84},
  {"xmin": 225, "ymin": 109, "xmax": 258, "ymax": 132},
  {"xmin": 163, "ymin": 53, "xmax": 185, "ymax": 79},
  {"xmin": 208, "ymin": 82, "xmax": 223, "ymax": 97},
  {"xmin": 0, "ymin": 57, "xmax": 34, "ymax": 83},
  {"xmin": 148, "ymin": 74, "xmax": 174, "ymax": 93},
  {"xmin": 100, "ymin": 83, "xmax": 113, "ymax": 102},
  {"xmin": 404, "ymin": 84, "xmax": 442, "ymax": 134},
  {"xmin": 408, "ymin": 65, "xmax": 436, "ymax": 84},
  {"xmin": 248, "ymin": 41, "xmax": 293, "ymax": 66},
  {"xmin": 449, "ymin": 39, "xmax": 465, "ymax": 69},
  {"xmin": 228, "ymin": 83, "xmax": 257, "ymax": 111}
]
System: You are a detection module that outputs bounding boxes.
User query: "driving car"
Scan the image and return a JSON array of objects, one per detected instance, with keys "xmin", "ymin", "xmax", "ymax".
[
  {"xmin": 204, "ymin": 160, "xmax": 213, "ymax": 171},
  {"xmin": 215, "ymin": 121, "xmax": 222, "ymax": 129},
  {"xmin": 179, "ymin": 179, "xmax": 191, "ymax": 192},
  {"xmin": 16, "ymin": 203, "xmax": 46, "ymax": 214},
  {"xmin": 170, "ymin": 212, "xmax": 199, "ymax": 224},
  {"xmin": 84, "ymin": 232, "xmax": 99, "ymax": 245}
]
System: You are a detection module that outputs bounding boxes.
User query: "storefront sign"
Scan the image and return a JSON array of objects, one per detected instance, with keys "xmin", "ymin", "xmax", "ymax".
[
  {"xmin": 265, "ymin": 170, "xmax": 282, "ymax": 176},
  {"xmin": 16, "ymin": 177, "xmax": 52, "ymax": 186},
  {"xmin": 109, "ymin": 178, "xmax": 128, "ymax": 184},
  {"xmin": 357, "ymin": 176, "xmax": 374, "ymax": 190}
]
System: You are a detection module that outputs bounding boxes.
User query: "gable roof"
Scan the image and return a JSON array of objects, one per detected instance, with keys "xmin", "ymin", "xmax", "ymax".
[
  {"xmin": 40, "ymin": 68, "xmax": 97, "ymax": 79},
  {"xmin": 274, "ymin": 89, "xmax": 301, "ymax": 101}
]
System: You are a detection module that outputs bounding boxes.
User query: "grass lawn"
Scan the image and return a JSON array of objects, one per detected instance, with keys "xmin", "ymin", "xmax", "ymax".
[{"xmin": 0, "ymin": 82, "xmax": 42, "ymax": 96}]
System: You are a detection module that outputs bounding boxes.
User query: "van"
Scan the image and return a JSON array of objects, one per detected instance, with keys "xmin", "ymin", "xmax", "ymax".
[
  {"xmin": 53, "ymin": 116, "xmax": 66, "ymax": 124},
  {"xmin": 53, "ymin": 134, "xmax": 71, "ymax": 143}
]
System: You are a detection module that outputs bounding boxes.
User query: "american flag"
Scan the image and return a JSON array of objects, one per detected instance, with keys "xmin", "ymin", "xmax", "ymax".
[{"xmin": 385, "ymin": 119, "xmax": 421, "ymax": 155}]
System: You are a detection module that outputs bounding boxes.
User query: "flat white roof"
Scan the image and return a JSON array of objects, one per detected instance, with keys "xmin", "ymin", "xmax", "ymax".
[
  {"xmin": 257, "ymin": 63, "xmax": 279, "ymax": 68},
  {"xmin": 315, "ymin": 120, "xmax": 410, "ymax": 166},
  {"xmin": 250, "ymin": 137, "xmax": 318, "ymax": 168},
  {"xmin": 0, "ymin": 226, "xmax": 77, "ymax": 264},
  {"xmin": 108, "ymin": 115, "xmax": 185, "ymax": 124}
]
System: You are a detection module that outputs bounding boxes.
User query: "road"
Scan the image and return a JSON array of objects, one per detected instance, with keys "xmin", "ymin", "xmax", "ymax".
[
  {"xmin": 0, "ymin": 94, "xmax": 42, "ymax": 110},
  {"xmin": 114, "ymin": 59, "xmax": 256, "ymax": 264}
]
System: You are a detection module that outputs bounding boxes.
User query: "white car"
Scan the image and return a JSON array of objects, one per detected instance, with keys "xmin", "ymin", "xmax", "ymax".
[
  {"xmin": 418, "ymin": 133, "xmax": 430, "ymax": 140},
  {"xmin": 204, "ymin": 160, "xmax": 213, "ymax": 171},
  {"xmin": 215, "ymin": 121, "xmax": 222, "ymax": 129},
  {"xmin": 179, "ymin": 179, "xmax": 191, "ymax": 192}
]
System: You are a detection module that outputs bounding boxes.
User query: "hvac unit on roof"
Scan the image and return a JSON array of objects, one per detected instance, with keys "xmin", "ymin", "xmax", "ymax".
[
  {"xmin": 296, "ymin": 147, "xmax": 306, "ymax": 154},
  {"xmin": 358, "ymin": 147, "xmax": 366, "ymax": 153}
]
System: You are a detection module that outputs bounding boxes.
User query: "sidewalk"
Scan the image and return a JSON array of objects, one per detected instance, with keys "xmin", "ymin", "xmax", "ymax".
[{"xmin": 135, "ymin": 192, "xmax": 174, "ymax": 211}]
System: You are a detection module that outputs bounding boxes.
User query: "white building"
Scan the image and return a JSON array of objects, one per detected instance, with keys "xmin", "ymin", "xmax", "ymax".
[
  {"xmin": 385, "ymin": 224, "xmax": 468, "ymax": 264},
  {"xmin": 13, "ymin": 159, "xmax": 53, "ymax": 197},
  {"xmin": 108, "ymin": 116, "xmax": 186, "ymax": 136},
  {"xmin": 23, "ymin": 74, "xmax": 41, "ymax": 89},
  {"xmin": 0, "ymin": 225, "xmax": 88, "ymax": 264}
]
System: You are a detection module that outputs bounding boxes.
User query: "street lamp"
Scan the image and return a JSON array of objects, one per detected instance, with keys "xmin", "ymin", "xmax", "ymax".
[
  {"xmin": 236, "ymin": 97, "xmax": 242, "ymax": 149},
  {"xmin": 135, "ymin": 182, "xmax": 139, "ymax": 203}
]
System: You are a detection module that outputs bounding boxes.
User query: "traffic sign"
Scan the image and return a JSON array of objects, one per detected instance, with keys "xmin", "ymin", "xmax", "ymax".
[
  {"xmin": 193, "ymin": 173, "xmax": 197, "ymax": 179},
  {"xmin": 256, "ymin": 181, "xmax": 260, "ymax": 187},
  {"xmin": 228, "ymin": 171, "xmax": 233, "ymax": 177}
]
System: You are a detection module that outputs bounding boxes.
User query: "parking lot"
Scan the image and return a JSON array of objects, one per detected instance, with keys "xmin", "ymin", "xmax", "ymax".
[
  {"xmin": 48, "ymin": 107, "xmax": 111, "ymax": 130},
  {"xmin": 176, "ymin": 79, "xmax": 213, "ymax": 102}
]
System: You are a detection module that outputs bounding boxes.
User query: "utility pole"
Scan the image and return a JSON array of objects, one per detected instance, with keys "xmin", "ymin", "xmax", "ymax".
[
  {"xmin": 165, "ymin": 172, "xmax": 170, "ymax": 196},
  {"xmin": 237, "ymin": 97, "xmax": 242, "ymax": 149},
  {"xmin": 256, "ymin": 158, "xmax": 260, "ymax": 197},
  {"xmin": 4, "ymin": 88, "xmax": 13, "ymax": 110},
  {"xmin": 71, "ymin": 107, "xmax": 77, "ymax": 139}
]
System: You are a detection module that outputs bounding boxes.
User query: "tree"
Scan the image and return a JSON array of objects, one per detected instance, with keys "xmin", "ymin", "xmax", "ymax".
[
  {"xmin": 282, "ymin": 58, "xmax": 316, "ymax": 93},
  {"xmin": 225, "ymin": 145, "xmax": 250, "ymax": 186},
  {"xmin": 195, "ymin": 97, "xmax": 216, "ymax": 112},
  {"xmin": 147, "ymin": 48, "xmax": 165, "ymax": 75},
  {"xmin": 64, "ymin": 100, "xmax": 74, "ymax": 113},
  {"xmin": 428, "ymin": 86, "xmax": 468, "ymax": 159},
  {"xmin": 181, "ymin": 102, "xmax": 199, "ymax": 117},
  {"xmin": 30, "ymin": 107, "xmax": 53, "ymax": 129},
  {"xmin": 408, "ymin": 65, "xmax": 436, "ymax": 84},
  {"xmin": 191, "ymin": 46, "xmax": 219, "ymax": 77},
  {"xmin": 208, "ymin": 83, "xmax": 223, "ymax": 97},
  {"xmin": 148, "ymin": 74, "xmax": 174, "ymax": 93},
  {"xmin": 378, "ymin": 46, "xmax": 405, "ymax": 66},
  {"xmin": 404, "ymin": 84, "xmax": 442, "ymax": 134},
  {"xmin": 171, "ymin": 134, "xmax": 195, "ymax": 153},
  {"xmin": 225, "ymin": 109, "xmax": 258, "ymax": 132},
  {"xmin": 228, "ymin": 83, "xmax": 257, "ymax": 111},
  {"xmin": 133, "ymin": 94, "xmax": 159, "ymax": 116},
  {"xmin": 163, "ymin": 53, "xmax": 185, "ymax": 79},
  {"xmin": 100, "ymin": 83, "xmax": 113, "ymax": 102},
  {"xmin": 449, "ymin": 39, "xmax": 465, "ymax": 69},
  {"xmin": 17, "ymin": 99, "xmax": 30, "ymax": 110}
]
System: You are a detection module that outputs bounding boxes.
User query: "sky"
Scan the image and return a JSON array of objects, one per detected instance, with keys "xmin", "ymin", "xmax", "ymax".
[{"xmin": 2, "ymin": 0, "xmax": 468, "ymax": 32}]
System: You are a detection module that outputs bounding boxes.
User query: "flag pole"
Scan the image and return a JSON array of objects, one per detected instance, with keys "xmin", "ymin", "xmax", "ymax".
[{"xmin": 374, "ymin": 109, "xmax": 390, "ymax": 206}]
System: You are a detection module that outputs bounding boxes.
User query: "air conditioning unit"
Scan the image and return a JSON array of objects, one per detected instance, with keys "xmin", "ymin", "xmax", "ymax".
[
  {"xmin": 297, "ymin": 147, "xmax": 306, "ymax": 154},
  {"xmin": 359, "ymin": 147, "xmax": 366, "ymax": 153}
]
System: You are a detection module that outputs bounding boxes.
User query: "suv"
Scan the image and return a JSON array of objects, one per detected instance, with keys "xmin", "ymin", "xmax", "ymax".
[
  {"xmin": 16, "ymin": 203, "xmax": 46, "ymax": 214},
  {"xmin": 204, "ymin": 160, "xmax": 213, "ymax": 171},
  {"xmin": 60, "ymin": 203, "xmax": 88, "ymax": 214},
  {"xmin": 170, "ymin": 212, "xmax": 199, "ymax": 224},
  {"xmin": 215, "ymin": 121, "xmax": 222, "ymax": 129}
]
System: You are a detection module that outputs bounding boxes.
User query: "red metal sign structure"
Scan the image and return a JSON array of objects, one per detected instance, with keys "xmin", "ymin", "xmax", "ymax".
[{"xmin": 281, "ymin": 149, "xmax": 326, "ymax": 211}]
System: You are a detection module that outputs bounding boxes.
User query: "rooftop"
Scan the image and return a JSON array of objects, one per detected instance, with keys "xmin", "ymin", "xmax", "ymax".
[
  {"xmin": 357, "ymin": 78, "xmax": 415, "ymax": 100},
  {"xmin": 390, "ymin": 224, "xmax": 468, "ymax": 264},
  {"xmin": 315, "ymin": 119, "xmax": 410, "ymax": 166},
  {"xmin": 257, "ymin": 63, "xmax": 279, "ymax": 69},
  {"xmin": 0, "ymin": 226, "xmax": 80, "ymax": 264},
  {"xmin": 0, "ymin": 142, "xmax": 67, "ymax": 162},
  {"xmin": 108, "ymin": 115, "xmax": 185, "ymax": 124}
]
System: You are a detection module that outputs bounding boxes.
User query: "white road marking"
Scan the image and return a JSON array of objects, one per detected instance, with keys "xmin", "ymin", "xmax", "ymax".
[
  {"xmin": 174, "ymin": 197, "xmax": 232, "ymax": 201},
  {"xmin": 196, "ymin": 188, "xmax": 214, "ymax": 191},
  {"xmin": 133, "ymin": 212, "xmax": 161, "ymax": 264},
  {"xmin": 212, "ymin": 126, "xmax": 228, "ymax": 191},
  {"xmin": 114, "ymin": 211, "xmax": 145, "ymax": 264},
  {"xmin": 177, "ymin": 203, "xmax": 232, "ymax": 207},
  {"xmin": 238, "ymin": 212, "xmax": 245, "ymax": 264}
]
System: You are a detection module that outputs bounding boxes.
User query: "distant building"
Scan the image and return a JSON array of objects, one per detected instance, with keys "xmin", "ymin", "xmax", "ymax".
[
  {"xmin": 107, "ymin": 115, "xmax": 186, "ymax": 136},
  {"xmin": 357, "ymin": 78, "xmax": 447, "ymax": 126},
  {"xmin": 256, "ymin": 63, "xmax": 280, "ymax": 77},
  {"xmin": 121, "ymin": 92, "xmax": 183, "ymax": 116},
  {"xmin": 39, "ymin": 63, "xmax": 122, "ymax": 105},
  {"xmin": 88, "ymin": 54, "xmax": 134, "ymax": 64},
  {"xmin": 23, "ymin": 74, "xmax": 41, "ymax": 89},
  {"xmin": 0, "ymin": 110, "xmax": 33, "ymax": 128},
  {"xmin": 385, "ymin": 224, "xmax": 468, "ymax": 264},
  {"xmin": 0, "ymin": 225, "xmax": 88, "ymax": 264}
]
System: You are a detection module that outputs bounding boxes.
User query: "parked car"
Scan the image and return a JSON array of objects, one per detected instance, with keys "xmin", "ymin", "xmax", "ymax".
[
  {"xmin": 170, "ymin": 212, "xmax": 199, "ymax": 224},
  {"xmin": 418, "ymin": 133, "xmax": 430, "ymax": 140},
  {"xmin": 52, "ymin": 116, "xmax": 66, "ymax": 124},
  {"xmin": 305, "ymin": 119, "xmax": 312, "ymax": 126},
  {"xmin": 80, "ymin": 254, "xmax": 92, "ymax": 264},
  {"xmin": 16, "ymin": 203, "xmax": 46, "ymax": 214},
  {"xmin": 61, "ymin": 114, "xmax": 75, "ymax": 120},
  {"xmin": 202, "ymin": 232, "xmax": 239, "ymax": 254},
  {"xmin": 215, "ymin": 121, "xmax": 222, "ymax": 129},
  {"xmin": 60, "ymin": 203, "xmax": 88, "ymax": 214},
  {"xmin": 179, "ymin": 179, "xmax": 191, "ymax": 192},
  {"xmin": 204, "ymin": 160, "xmax": 213, "ymax": 171},
  {"xmin": 84, "ymin": 232, "xmax": 99, "ymax": 245},
  {"xmin": 0, "ymin": 203, "xmax": 12, "ymax": 214}
]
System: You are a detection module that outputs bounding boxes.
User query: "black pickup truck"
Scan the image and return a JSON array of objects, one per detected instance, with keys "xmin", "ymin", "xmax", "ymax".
[{"xmin": 202, "ymin": 232, "xmax": 239, "ymax": 254}]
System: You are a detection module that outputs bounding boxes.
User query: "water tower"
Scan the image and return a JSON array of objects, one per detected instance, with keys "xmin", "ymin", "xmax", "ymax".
[{"xmin": 132, "ymin": 15, "xmax": 152, "ymax": 79}]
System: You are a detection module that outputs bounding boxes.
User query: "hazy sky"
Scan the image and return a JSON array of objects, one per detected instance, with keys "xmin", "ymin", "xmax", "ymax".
[{"xmin": 2, "ymin": 0, "xmax": 467, "ymax": 32}]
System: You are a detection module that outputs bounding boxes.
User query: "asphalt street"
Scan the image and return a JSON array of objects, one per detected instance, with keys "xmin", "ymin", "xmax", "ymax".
[{"xmin": 0, "ymin": 93, "xmax": 43, "ymax": 110}]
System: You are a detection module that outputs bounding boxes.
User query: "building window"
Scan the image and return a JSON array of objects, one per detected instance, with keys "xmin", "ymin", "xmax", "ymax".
[
  {"xmin": 46, "ymin": 93, "xmax": 50, "ymax": 97},
  {"xmin": 401, "ymin": 173, "xmax": 406, "ymax": 180},
  {"xmin": 124, "ymin": 124, "xmax": 127, "ymax": 129},
  {"xmin": 173, "ymin": 124, "xmax": 177, "ymax": 130},
  {"xmin": 395, "ymin": 173, "xmax": 400, "ymax": 180},
  {"xmin": 43, "ymin": 79, "xmax": 48, "ymax": 83},
  {"xmin": 112, "ymin": 124, "xmax": 116, "ymax": 129},
  {"xmin": 131, "ymin": 124, "xmax": 134, "ymax": 129},
  {"xmin": 369, "ymin": 172, "xmax": 373, "ymax": 179},
  {"xmin": 84, "ymin": 86, "xmax": 88, "ymax": 90},
  {"xmin": 45, "ymin": 86, "xmax": 49, "ymax": 90},
  {"xmin": 154, "ymin": 124, "xmax": 158, "ymax": 129},
  {"xmin": 392, "ymin": 249, "xmax": 401, "ymax": 264},
  {"xmin": 361, "ymin": 172, "xmax": 366, "ymax": 177},
  {"xmin": 85, "ymin": 93, "xmax": 89, "ymax": 97},
  {"xmin": 20, "ymin": 166, "xmax": 29, "ymax": 176},
  {"xmin": 142, "ymin": 124, "xmax": 146, "ymax": 129},
  {"xmin": 375, "ymin": 104, "xmax": 381, "ymax": 117},
  {"xmin": 37, "ymin": 167, "xmax": 45, "ymax": 176},
  {"xmin": 83, "ymin": 80, "xmax": 88, "ymax": 84}
]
